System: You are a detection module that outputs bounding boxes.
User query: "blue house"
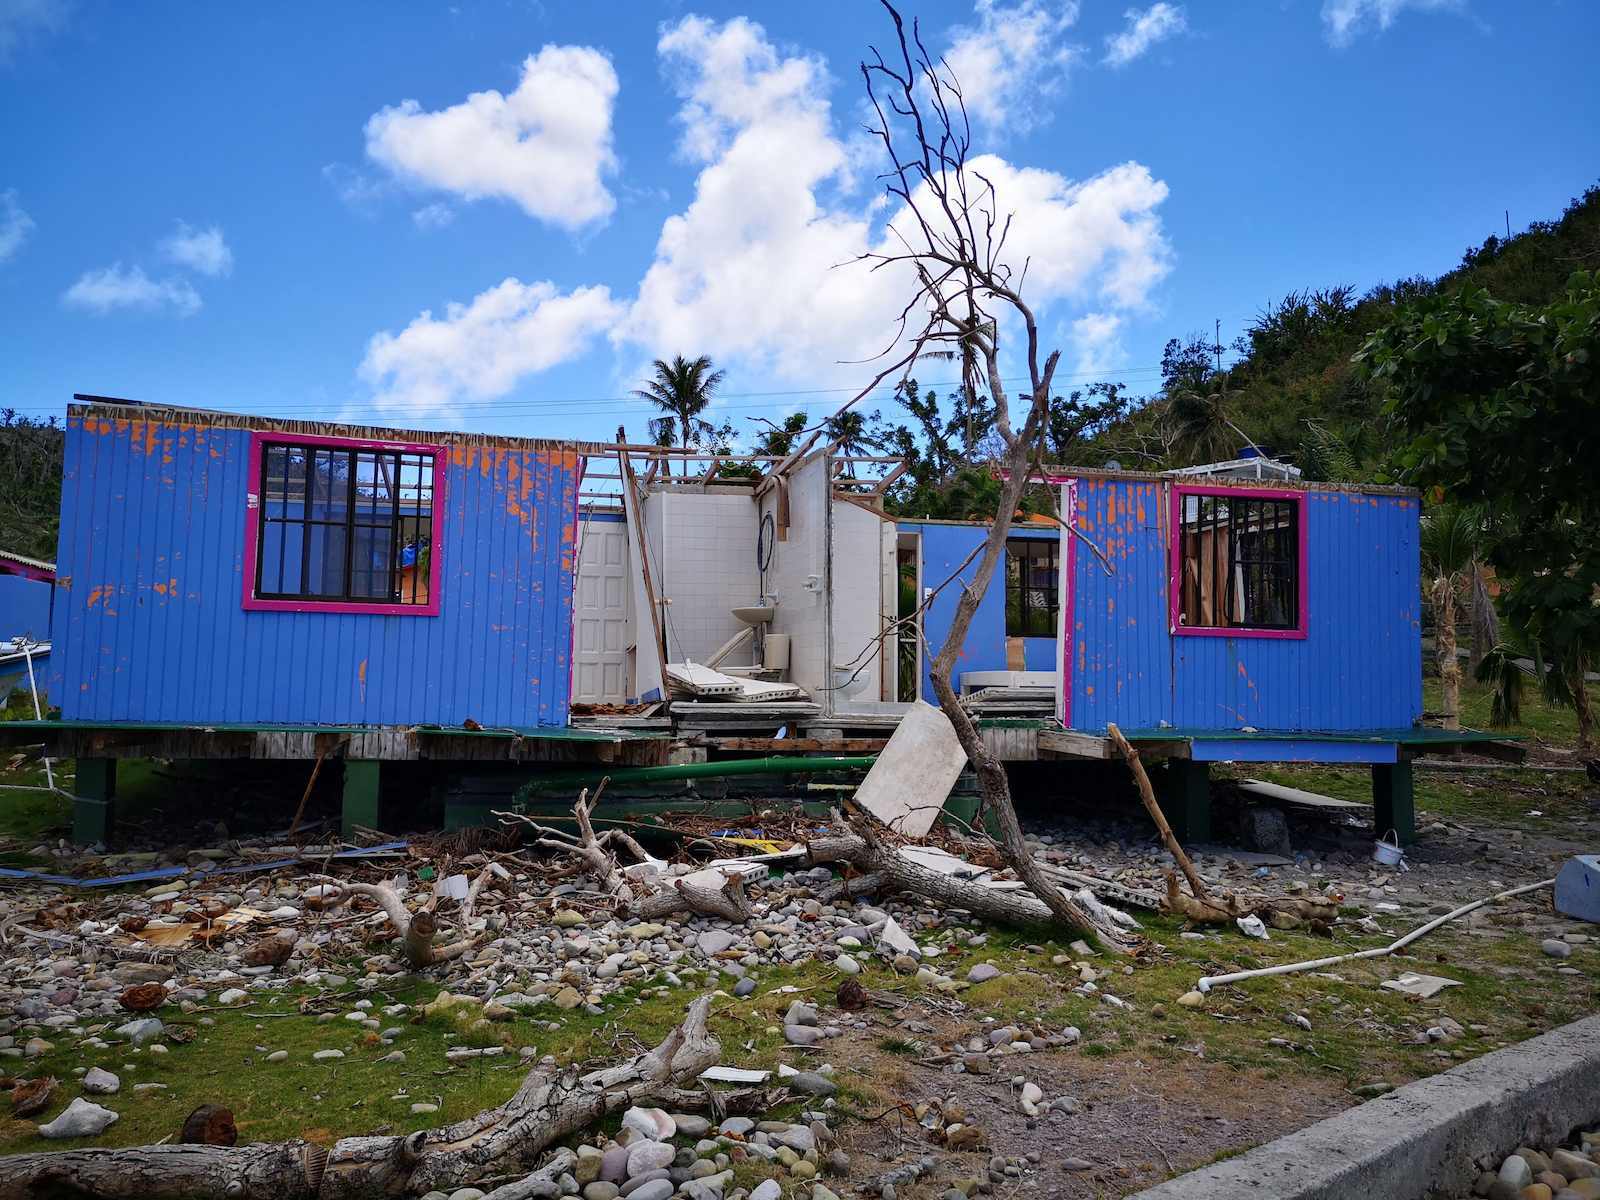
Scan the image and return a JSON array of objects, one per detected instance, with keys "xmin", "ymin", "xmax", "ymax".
[
  {"xmin": 1051, "ymin": 468, "xmax": 1449, "ymax": 841},
  {"xmin": 43, "ymin": 397, "xmax": 606, "ymax": 840}
]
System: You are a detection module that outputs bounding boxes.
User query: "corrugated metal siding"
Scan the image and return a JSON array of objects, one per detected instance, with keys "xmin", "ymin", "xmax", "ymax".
[
  {"xmin": 56, "ymin": 413, "xmax": 581, "ymax": 727},
  {"xmin": 1068, "ymin": 476, "xmax": 1421, "ymax": 733},
  {"xmin": 896, "ymin": 521, "xmax": 1060, "ymax": 702}
]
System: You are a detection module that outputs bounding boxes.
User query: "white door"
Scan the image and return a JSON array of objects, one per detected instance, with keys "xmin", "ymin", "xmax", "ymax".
[{"xmin": 573, "ymin": 518, "xmax": 631, "ymax": 704}]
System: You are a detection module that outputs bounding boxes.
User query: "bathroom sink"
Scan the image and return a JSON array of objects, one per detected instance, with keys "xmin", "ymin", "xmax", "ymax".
[{"xmin": 731, "ymin": 604, "xmax": 776, "ymax": 625}]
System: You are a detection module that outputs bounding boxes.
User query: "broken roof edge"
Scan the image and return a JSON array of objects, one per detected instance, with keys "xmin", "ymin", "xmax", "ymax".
[
  {"xmin": 69, "ymin": 396, "xmax": 617, "ymax": 456},
  {"xmin": 1031, "ymin": 463, "xmax": 1419, "ymax": 498},
  {"xmin": 0, "ymin": 547, "xmax": 56, "ymax": 572}
]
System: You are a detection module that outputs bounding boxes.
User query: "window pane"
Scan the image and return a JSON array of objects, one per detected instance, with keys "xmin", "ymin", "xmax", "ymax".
[{"xmin": 1179, "ymin": 490, "xmax": 1299, "ymax": 630}]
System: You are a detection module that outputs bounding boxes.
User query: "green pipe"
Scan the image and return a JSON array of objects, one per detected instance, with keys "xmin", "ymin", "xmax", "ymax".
[{"xmin": 511, "ymin": 755, "xmax": 878, "ymax": 806}]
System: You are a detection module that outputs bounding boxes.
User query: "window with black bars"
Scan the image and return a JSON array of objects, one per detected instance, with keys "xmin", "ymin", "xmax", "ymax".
[
  {"xmin": 1178, "ymin": 493, "xmax": 1298, "ymax": 630},
  {"xmin": 1005, "ymin": 538, "xmax": 1060, "ymax": 637},
  {"xmin": 255, "ymin": 442, "xmax": 435, "ymax": 606}
]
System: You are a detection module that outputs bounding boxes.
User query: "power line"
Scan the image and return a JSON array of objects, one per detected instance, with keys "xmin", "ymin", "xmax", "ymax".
[{"xmin": 4, "ymin": 364, "xmax": 1174, "ymax": 422}]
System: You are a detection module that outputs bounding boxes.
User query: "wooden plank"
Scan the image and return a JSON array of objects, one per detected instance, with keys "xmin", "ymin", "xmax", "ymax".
[
  {"xmin": 1037, "ymin": 729, "xmax": 1113, "ymax": 759},
  {"xmin": 1405, "ymin": 738, "xmax": 1527, "ymax": 764},
  {"xmin": 712, "ymin": 737, "xmax": 890, "ymax": 752},
  {"xmin": 1238, "ymin": 778, "xmax": 1369, "ymax": 810}
]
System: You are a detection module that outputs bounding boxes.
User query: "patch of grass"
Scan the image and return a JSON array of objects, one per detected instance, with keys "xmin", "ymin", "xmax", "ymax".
[
  {"xmin": 1239, "ymin": 761, "xmax": 1592, "ymax": 831},
  {"xmin": 1423, "ymin": 675, "xmax": 1581, "ymax": 749}
]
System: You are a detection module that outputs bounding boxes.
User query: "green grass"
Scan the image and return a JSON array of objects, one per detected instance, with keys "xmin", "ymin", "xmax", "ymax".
[
  {"xmin": 1422, "ymin": 675, "xmax": 1582, "ymax": 748},
  {"xmin": 1238, "ymin": 761, "xmax": 1593, "ymax": 830}
]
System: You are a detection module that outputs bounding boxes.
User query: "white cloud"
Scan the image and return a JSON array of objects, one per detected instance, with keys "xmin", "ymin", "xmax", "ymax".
[
  {"xmin": 160, "ymin": 221, "xmax": 232, "ymax": 277},
  {"xmin": 621, "ymin": 16, "xmax": 1171, "ymax": 387},
  {"xmin": 62, "ymin": 264, "xmax": 201, "ymax": 316},
  {"xmin": 359, "ymin": 279, "xmax": 621, "ymax": 420},
  {"xmin": 1104, "ymin": 4, "xmax": 1186, "ymax": 66},
  {"xmin": 412, "ymin": 202, "xmax": 455, "ymax": 230},
  {"xmin": 1322, "ymin": 0, "xmax": 1462, "ymax": 46},
  {"xmin": 0, "ymin": 188, "xmax": 35, "ymax": 262},
  {"xmin": 355, "ymin": 16, "xmax": 1172, "ymax": 418},
  {"xmin": 323, "ymin": 162, "xmax": 390, "ymax": 213},
  {"xmin": 942, "ymin": 0, "xmax": 1081, "ymax": 132},
  {"xmin": 0, "ymin": 0, "xmax": 71, "ymax": 65},
  {"xmin": 1070, "ymin": 312, "xmax": 1123, "ymax": 376},
  {"xmin": 364, "ymin": 44, "xmax": 619, "ymax": 230}
]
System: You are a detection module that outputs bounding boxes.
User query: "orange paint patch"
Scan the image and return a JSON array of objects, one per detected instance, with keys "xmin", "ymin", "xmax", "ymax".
[{"xmin": 358, "ymin": 659, "xmax": 368, "ymax": 703}]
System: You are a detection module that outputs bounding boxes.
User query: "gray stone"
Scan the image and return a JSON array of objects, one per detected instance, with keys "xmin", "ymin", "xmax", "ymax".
[
  {"xmin": 696, "ymin": 930, "xmax": 738, "ymax": 957},
  {"xmin": 625, "ymin": 1140, "xmax": 675, "ymax": 1178},
  {"xmin": 1497, "ymin": 1155, "xmax": 1532, "ymax": 1190},
  {"xmin": 784, "ymin": 1001, "xmax": 818, "ymax": 1026},
  {"xmin": 772, "ymin": 1125, "xmax": 815, "ymax": 1153},
  {"xmin": 717, "ymin": 1117, "xmax": 755, "ymax": 1136},
  {"xmin": 39, "ymin": 1097, "xmax": 120, "ymax": 1139},
  {"xmin": 1543, "ymin": 939, "xmax": 1574, "ymax": 959},
  {"xmin": 600, "ymin": 1144, "xmax": 629, "ymax": 1183},
  {"xmin": 967, "ymin": 963, "xmax": 1002, "ymax": 983},
  {"xmin": 733, "ymin": 977, "xmax": 757, "ymax": 998},
  {"xmin": 1243, "ymin": 806, "xmax": 1292, "ymax": 857},
  {"xmin": 790, "ymin": 1070, "xmax": 838, "ymax": 1097},
  {"xmin": 583, "ymin": 1184, "xmax": 621, "ymax": 1200},
  {"xmin": 447, "ymin": 1190, "xmax": 486, "ymax": 1200},
  {"xmin": 671, "ymin": 1114, "xmax": 711, "ymax": 1138},
  {"xmin": 114, "ymin": 1018, "xmax": 164, "ymax": 1046},
  {"xmin": 784, "ymin": 1024, "xmax": 822, "ymax": 1046},
  {"xmin": 749, "ymin": 1182, "xmax": 781, "ymax": 1200},
  {"xmin": 82, "ymin": 1067, "xmax": 120, "ymax": 1095},
  {"xmin": 621, "ymin": 1180, "xmax": 672, "ymax": 1200}
]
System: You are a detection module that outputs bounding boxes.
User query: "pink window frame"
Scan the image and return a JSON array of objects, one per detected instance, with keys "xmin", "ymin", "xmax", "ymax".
[
  {"xmin": 241, "ymin": 430, "xmax": 445, "ymax": 616},
  {"xmin": 1168, "ymin": 483, "xmax": 1307, "ymax": 640}
]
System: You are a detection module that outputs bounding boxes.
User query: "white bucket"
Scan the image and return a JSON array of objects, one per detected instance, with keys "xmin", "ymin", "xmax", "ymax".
[{"xmin": 1373, "ymin": 830, "xmax": 1405, "ymax": 867}]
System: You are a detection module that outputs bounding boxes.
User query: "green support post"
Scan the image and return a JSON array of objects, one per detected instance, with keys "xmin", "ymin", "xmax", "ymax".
[
  {"xmin": 1159, "ymin": 759, "xmax": 1211, "ymax": 843},
  {"xmin": 73, "ymin": 757, "xmax": 117, "ymax": 845},
  {"xmin": 1372, "ymin": 760, "xmax": 1415, "ymax": 845},
  {"xmin": 342, "ymin": 760, "xmax": 382, "ymax": 840}
]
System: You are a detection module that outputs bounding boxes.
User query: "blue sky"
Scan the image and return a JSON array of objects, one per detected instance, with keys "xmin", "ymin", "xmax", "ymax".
[{"xmin": 2, "ymin": 0, "xmax": 1596, "ymax": 443}]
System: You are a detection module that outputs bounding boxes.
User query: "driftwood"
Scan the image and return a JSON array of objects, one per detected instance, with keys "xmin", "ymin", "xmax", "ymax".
[
  {"xmin": 1104, "ymin": 723, "xmax": 1337, "ymax": 930},
  {"xmin": 0, "ymin": 996, "xmax": 719, "ymax": 1200},
  {"xmin": 497, "ymin": 788, "xmax": 754, "ymax": 925},
  {"xmin": 310, "ymin": 876, "xmax": 475, "ymax": 970},
  {"xmin": 805, "ymin": 813, "xmax": 1133, "ymax": 945}
]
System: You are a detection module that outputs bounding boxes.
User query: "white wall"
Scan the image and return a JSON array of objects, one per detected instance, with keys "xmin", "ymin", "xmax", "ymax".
[
  {"xmin": 652, "ymin": 490, "xmax": 759, "ymax": 665},
  {"xmin": 830, "ymin": 498, "xmax": 889, "ymax": 703},
  {"xmin": 759, "ymin": 454, "xmax": 830, "ymax": 694}
]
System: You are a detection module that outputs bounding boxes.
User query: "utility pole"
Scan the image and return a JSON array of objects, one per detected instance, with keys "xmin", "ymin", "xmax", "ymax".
[
  {"xmin": 1505, "ymin": 209, "xmax": 1511, "ymax": 240},
  {"xmin": 1213, "ymin": 318, "xmax": 1223, "ymax": 373}
]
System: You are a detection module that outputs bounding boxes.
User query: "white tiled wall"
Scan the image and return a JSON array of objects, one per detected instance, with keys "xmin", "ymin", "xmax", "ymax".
[{"xmin": 656, "ymin": 491, "xmax": 760, "ymax": 664}]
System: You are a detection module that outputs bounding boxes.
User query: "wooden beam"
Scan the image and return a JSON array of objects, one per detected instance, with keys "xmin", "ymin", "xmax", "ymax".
[
  {"xmin": 1036, "ymin": 729, "xmax": 1112, "ymax": 759},
  {"xmin": 711, "ymin": 737, "xmax": 890, "ymax": 753}
]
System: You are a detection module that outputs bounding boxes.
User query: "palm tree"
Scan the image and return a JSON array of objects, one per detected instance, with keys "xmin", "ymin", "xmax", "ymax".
[
  {"xmin": 1421, "ymin": 505, "xmax": 1493, "ymax": 730},
  {"xmin": 632, "ymin": 356, "xmax": 725, "ymax": 476}
]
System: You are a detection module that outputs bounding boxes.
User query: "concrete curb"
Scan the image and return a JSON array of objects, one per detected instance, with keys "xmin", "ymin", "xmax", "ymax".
[{"xmin": 1127, "ymin": 1013, "xmax": 1600, "ymax": 1200}]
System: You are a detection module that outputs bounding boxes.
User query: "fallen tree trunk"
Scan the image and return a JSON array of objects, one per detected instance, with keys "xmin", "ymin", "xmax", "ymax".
[
  {"xmin": 805, "ymin": 824, "xmax": 1133, "ymax": 943},
  {"xmin": 0, "ymin": 997, "xmax": 718, "ymax": 1200}
]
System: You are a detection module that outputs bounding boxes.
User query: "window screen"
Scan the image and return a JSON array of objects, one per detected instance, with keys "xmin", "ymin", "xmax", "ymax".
[
  {"xmin": 1005, "ymin": 538, "xmax": 1060, "ymax": 638},
  {"xmin": 255, "ymin": 442, "xmax": 435, "ymax": 606},
  {"xmin": 1177, "ymin": 493, "xmax": 1298, "ymax": 631}
]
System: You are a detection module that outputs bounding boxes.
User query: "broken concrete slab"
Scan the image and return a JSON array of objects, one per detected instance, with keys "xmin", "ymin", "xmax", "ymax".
[
  {"xmin": 854, "ymin": 700, "xmax": 968, "ymax": 839},
  {"xmin": 1381, "ymin": 972, "xmax": 1462, "ymax": 1000}
]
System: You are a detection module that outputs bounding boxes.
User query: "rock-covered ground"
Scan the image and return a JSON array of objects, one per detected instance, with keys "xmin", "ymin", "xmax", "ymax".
[{"xmin": 1, "ymin": 748, "xmax": 1597, "ymax": 1198}]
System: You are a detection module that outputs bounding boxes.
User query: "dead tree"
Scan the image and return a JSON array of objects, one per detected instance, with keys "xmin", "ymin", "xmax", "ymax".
[
  {"xmin": 847, "ymin": 3, "xmax": 1133, "ymax": 949},
  {"xmin": 496, "ymin": 788, "xmax": 755, "ymax": 924},
  {"xmin": 307, "ymin": 876, "xmax": 476, "ymax": 971},
  {"xmin": 0, "ymin": 997, "xmax": 718, "ymax": 1200}
]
